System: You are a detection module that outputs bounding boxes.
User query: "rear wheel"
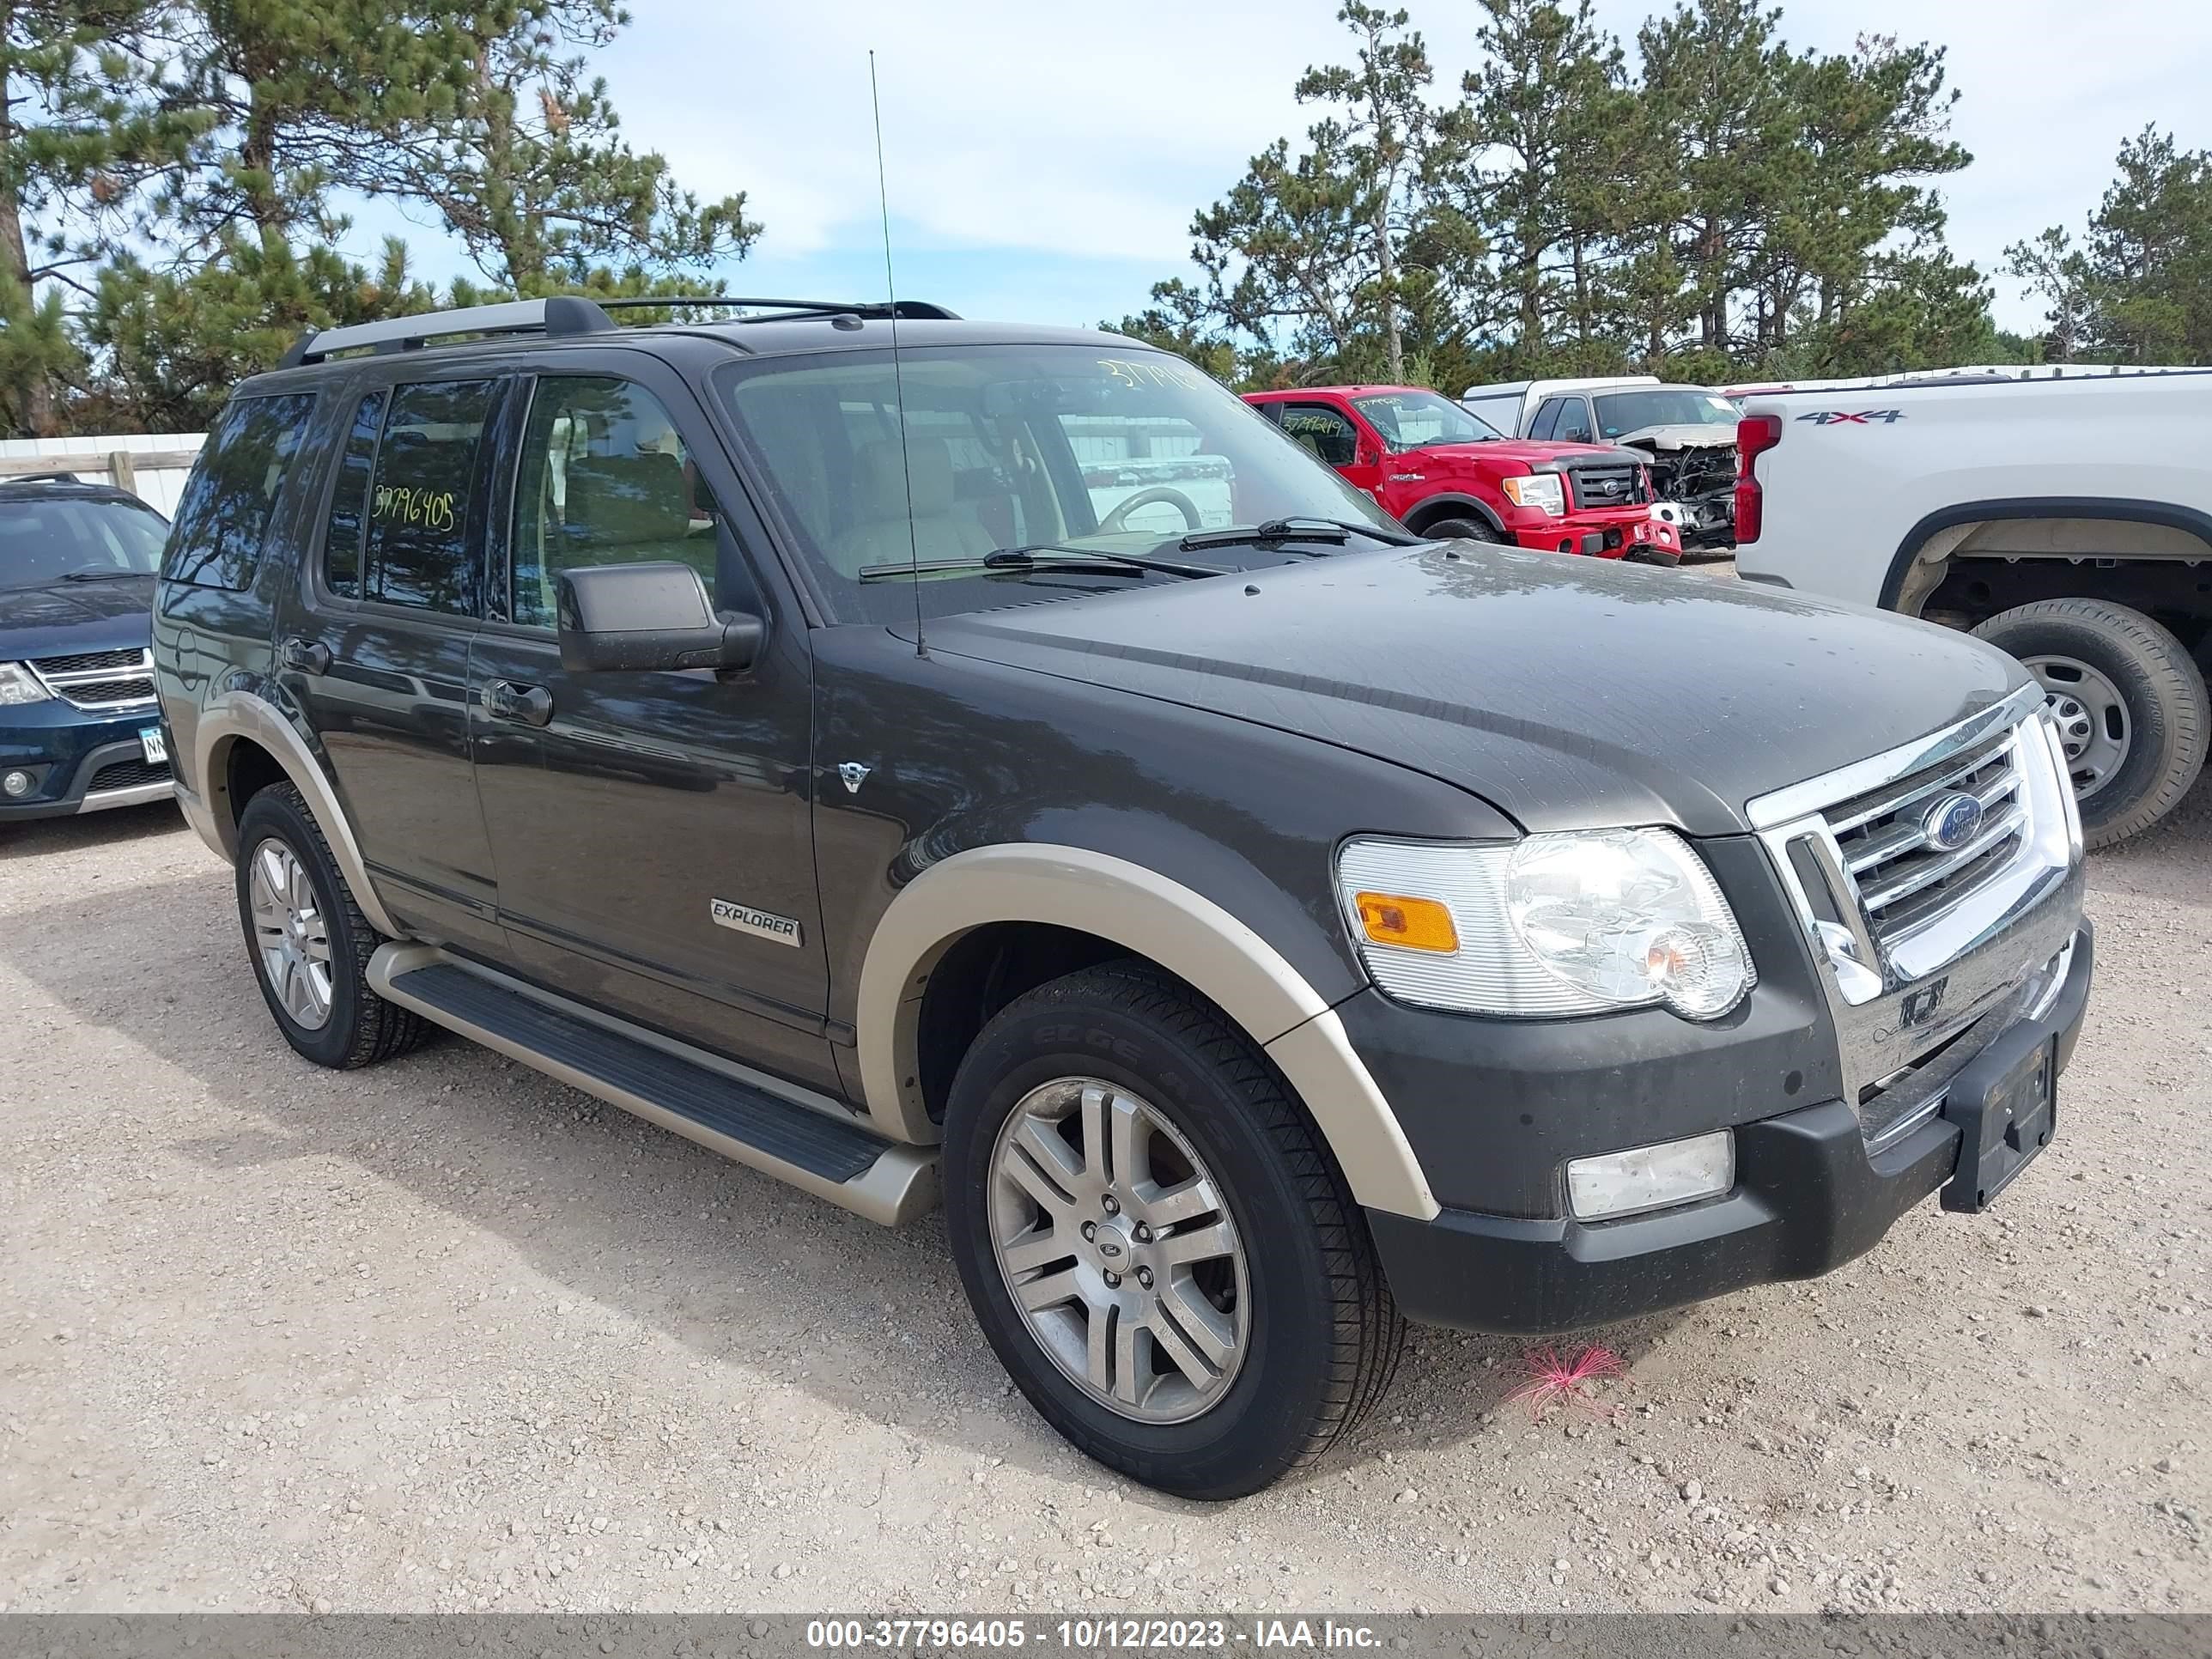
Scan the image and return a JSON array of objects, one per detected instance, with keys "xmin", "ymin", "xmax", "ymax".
[
  {"xmin": 1420, "ymin": 515, "xmax": 1498, "ymax": 543},
  {"xmin": 1972, "ymin": 598, "xmax": 2209, "ymax": 848},
  {"xmin": 234, "ymin": 782, "xmax": 431, "ymax": 1067},
  {"xmin": 942, "ymin": 960, "xmax": 1401, "ymax": 1498}
]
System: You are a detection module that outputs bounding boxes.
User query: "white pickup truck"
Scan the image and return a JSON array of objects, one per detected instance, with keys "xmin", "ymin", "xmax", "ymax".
[{"xmin": 1735, "ymin": 372, "xmax": 2212, "ymax": 846}]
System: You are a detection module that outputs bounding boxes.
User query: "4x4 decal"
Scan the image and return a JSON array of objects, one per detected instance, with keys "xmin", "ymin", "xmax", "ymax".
[{"xmin": 1796, "ymin": 409, "xmax": 1906, "ymax": 425}]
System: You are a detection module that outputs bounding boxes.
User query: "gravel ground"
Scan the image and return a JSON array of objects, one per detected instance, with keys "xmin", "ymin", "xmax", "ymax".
[{"xmin": 2, "ymin": 730, "xmax": 2206, "ymax": 1615}]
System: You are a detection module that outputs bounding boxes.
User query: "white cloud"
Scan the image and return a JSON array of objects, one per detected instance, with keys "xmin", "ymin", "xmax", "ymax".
[{"xmin": 590, "ymin": 0, "xmax": 2212, "ymax": 328}]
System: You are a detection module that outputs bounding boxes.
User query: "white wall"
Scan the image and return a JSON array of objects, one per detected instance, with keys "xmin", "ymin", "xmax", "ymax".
[{"xmin": 0, "ymin": 433, "xmax": 204, "ymax": 519}]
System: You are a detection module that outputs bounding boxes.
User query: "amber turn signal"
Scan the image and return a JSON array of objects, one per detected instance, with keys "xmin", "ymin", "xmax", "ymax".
[{"xmin": 1353, "ymin": 891, "xmax": 1459, "ymax": 953}]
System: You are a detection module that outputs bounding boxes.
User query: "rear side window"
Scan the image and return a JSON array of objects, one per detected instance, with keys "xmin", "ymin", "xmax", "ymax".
[
  {"xmin": 322, "ymin": 389, "xmax": 388, "ymax": 598},
  {"xmin": 359, "ymin": 379, "xmax": 498, "ymax": 615},
  {"xmin": 161, "ymin": 392, "xmax": 315, "ymax": 589}
]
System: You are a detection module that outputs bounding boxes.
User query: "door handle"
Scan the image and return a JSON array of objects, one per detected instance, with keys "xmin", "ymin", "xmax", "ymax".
[
  {"xmin": 278, "ymin": 636, "xmax": 331, "ymax": 676},
  {"xmin": 483, "ymin": 679, "xmax": 554, "ymax": 727}
]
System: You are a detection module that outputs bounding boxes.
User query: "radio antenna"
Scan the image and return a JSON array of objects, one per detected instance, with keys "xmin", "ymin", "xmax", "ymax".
[{"xmin": 869, "ymin": 50, "xmax": 925, "ymax": 656}]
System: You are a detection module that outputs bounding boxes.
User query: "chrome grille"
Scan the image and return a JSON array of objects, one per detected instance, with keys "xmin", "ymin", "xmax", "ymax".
[
  {"xmin": 1831, "ymin": 732, "xmax": 2026, "ymax": 944},
  {"xmin": 1747, "ymin": 684, "xmax": 2084, "ymax": 1139},
  {"xmin": 28, "ymin": 647, "xmax": 156, "ymax": 709},
  {"xmin": 1565, "ymin": 463, "xmax": 1645, "ymax": 508}
]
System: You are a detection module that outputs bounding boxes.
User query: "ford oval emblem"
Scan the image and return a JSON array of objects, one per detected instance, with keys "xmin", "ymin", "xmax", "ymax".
[{"xmin": 1921, "ymin": 791, "xmax": 1984, "ymax": 853}]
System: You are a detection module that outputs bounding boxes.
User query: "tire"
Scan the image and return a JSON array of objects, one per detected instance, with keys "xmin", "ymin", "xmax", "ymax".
[
  {"xmin": 234, "ymin": 781, "xmax": 432, "ymax": 1068},
  {"xmin": 942, "ymin": 960, "xmax": 1402, "ymax": 1499},
  {"xmin": 1420, "ymin": 515, "xmax": 1498, "ymax": 543},
  {"xmin": 1972, "ymin": 599, "xmax": 2209, "ymax": 848}
]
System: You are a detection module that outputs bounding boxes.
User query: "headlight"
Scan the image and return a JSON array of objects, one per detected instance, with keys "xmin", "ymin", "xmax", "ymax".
[
  {"xmin": 1337, "ymin": 829, "xmax": 1755, "ymax": 1019},
  {"xmin": 1500, "ymin": 473, "xmax": 1565, "ymax": 516},
  {"xmin": 0, "ymin": 662, "xmax": 53, "ymax": 707}
]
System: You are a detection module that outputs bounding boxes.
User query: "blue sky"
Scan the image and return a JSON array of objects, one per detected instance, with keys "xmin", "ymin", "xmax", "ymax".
[{"xmin": 335, "ymin": 0, "xmax": 2212, "ymax": 337}]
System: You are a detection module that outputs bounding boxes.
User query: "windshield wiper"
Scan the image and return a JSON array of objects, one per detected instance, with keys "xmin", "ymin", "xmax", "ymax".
[
  {"xmin": 1178, "ymin": 516, "xmax": 1421, "ymax": 552},
  {"xmin": 858, "ymin": 544, "xmax": 1218, "ymax": 582},
  {"xmin": 59, "ymin": 567, "xmax": 148, "ymax": 581}
]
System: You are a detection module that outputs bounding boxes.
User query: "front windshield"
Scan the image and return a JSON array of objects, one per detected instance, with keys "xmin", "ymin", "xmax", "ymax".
[
  {"xmin": 1351, "ymin": 390, "xmax": 1502, "ymax": 450},
  {"xmin": 0, "ymin": 495, "xmax": 170, "ymax": 588},
  {"xmin": 715, "ymin": 344, "xmax": 1395, "ymax": 623},
  {"xmin": 1592, "ymin": 387, "xmax": 1740, "ymax": 439}
]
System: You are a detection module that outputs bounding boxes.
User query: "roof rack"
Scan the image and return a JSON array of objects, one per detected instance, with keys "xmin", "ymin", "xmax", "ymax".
[
  {"xmin": 279, "ymin": 293, "xmax": 963, "ymax": 368},
  {"xmin": 281, "ymin": 296, "xmax": 618, "ymax": 368},
  {"xmin": 1, "ymin": 470, "xmax": 83, "ymax": 485},
  {"xmin": 605, "ymin": 296, "xmax": 962, "ymax": 322}
]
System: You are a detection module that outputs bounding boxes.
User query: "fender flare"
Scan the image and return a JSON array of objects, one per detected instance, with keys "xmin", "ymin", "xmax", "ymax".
[
  {"xmin": 854, "ymin": 843, "xmax": 1439, "ymax": 1220},
  {"xmin": 186, "ymin": 689, "xmax": 403, "ymax": 939},
  {"xmin": 1402, "ymin": 494, "xmax": 1508, "ymax": 538},
  {"xmin": 1881, "ymin": 495, "xmax": 2212, "ymax": 611}
]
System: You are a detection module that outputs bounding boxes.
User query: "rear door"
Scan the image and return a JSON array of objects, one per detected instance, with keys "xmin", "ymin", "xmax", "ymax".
[
  {"xmin": 275, "ymin": 374, "xmax": 507, "ymax": 955},
  {"xmin": 465, "ymin": 354, "xmax": 837, "ymax": 1094}
]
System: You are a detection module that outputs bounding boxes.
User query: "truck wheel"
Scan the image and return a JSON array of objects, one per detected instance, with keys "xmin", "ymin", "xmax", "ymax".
[
  {"xmin": 942, "ymin": 960, "xmax": 1402, "ymax": 1499},
  {"xmin": 234, "ymin": 782, "xmax": 432, "ymax": 1068},
  {"xmin": 1421, "ymin": 516, "xmax": 1497, "ymax": 543},
  {"xmin": 1972, "ymin": 599, "xmax": 2209, "ymax": 848}
]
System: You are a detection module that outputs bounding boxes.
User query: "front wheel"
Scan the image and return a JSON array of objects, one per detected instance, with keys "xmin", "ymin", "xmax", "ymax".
[
  {"xmin": 1972, "ymin": 599, "xmax": 2208, "ymax": 848},
  {"xmin": 1420, "ymin": 515, "xmax": 1498, "ymax": 544},
  {"xmin": 942, "ymin": 961, "xmax": 1401, "ymax": 1498}
]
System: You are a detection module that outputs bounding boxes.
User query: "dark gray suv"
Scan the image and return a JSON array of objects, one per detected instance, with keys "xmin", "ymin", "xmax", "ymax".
[{"xmin": 153, "ymin": 295, "xmax": 2094, "ymax": 1498}]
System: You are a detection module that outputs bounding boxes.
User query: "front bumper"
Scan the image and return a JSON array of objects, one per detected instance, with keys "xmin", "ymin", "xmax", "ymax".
[
  {"xmin": 1367, "ymin": 921, "xmax": 2094, "ymax": 1335},
  {"xmin": 1508, "ymin": 508, "xmax": 1679, "ymax": 560},
  {"xmin": 0, "ymin": 703, "xmax": 174, "ymax": 822}
]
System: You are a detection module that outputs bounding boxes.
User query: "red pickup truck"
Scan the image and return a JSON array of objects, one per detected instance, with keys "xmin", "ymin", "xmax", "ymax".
[{"xmin": 1243, "ymin": 385, "xmax": 1681, "ymax": 562}]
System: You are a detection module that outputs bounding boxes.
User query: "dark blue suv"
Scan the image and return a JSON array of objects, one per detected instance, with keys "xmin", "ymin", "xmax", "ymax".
[{"xmin": 0, "ymin": 474, "xmax": 175, "ymax": 822}]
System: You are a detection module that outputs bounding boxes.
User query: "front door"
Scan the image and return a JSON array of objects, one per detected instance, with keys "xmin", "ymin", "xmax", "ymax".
[
  {"xmin": 275, "ymin": 374, "xmax": 507, "ymax": 956},
  {"xmin": 465, "ymin": 361, "xmax": 837, "ymax": 1094},
  {"xmin": 1278, "ymin": 400, "xmax": 1381, "ymax": 498}
]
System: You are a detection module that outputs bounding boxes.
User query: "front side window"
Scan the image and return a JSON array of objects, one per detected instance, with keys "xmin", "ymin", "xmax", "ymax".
[
  {"xmin": 716, "ymin": 345, "xmax": 1394, "ymax": 625},
  {"xmin": 1351, "ymin": 390, "xmax": 1502, "ymax": 451},
  {"xmin": 511, "ymin": 376, "xmax": 722, "ymax": 630},
  {"xmin": 1593, "ymin": 387, "xmax": 1741, "ymax": 439},
  {"xmin": 161, "ymin": 392, "xmax": 315, "ymax": 590},
  {"xmin": 358, "ymin": 379, "xmax": 498, "ymax": 616},
  {"xmin": 1277, "ymin": 403, "xmax": 1359, "ymax": 467},
  {"xmin": 1553, "ymin": 398, "xmax": 1595, "ymax": 443}
]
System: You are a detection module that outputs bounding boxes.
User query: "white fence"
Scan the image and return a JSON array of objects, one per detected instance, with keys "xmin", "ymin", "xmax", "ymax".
[{"xmin": 0, "ymin": 432, "xmax": 205, "ymax": 519}]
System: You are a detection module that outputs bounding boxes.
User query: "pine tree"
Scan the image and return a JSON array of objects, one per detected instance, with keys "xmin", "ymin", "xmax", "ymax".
[
  {"xmin": 2, "ymin": 0, "xmax": 191, "ymax": 434},
  {"xmin": 354, "ymin": 0, "xmax": 759, "ymax": 293}
]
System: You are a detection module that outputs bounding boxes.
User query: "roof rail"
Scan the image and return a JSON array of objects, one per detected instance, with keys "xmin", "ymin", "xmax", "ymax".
[
  {"xmin": 589, "ymin": 295, "xmax": 962, "ymax": 321},
  {"xmin": 280, "ymin": 296, "xmax": 617, "ymax": 368},
  {"xmin": 2, "ymin": 470, "xmax": 83, "ymax": 485}
]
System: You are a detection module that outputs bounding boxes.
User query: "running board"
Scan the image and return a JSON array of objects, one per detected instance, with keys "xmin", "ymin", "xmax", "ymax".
[{"xmin": 367, "ymin": 945, "xmax": 938, "ymax": 1224}]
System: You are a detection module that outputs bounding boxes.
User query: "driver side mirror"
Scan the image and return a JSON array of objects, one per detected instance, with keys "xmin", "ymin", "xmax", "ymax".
[
  {"xmin": 1354, "ymin": 442, "xmax": 1381, "ymax": 468},
  {"xmin": 556, "ymin": 562, "xmax": 763, "ymax": 674}
]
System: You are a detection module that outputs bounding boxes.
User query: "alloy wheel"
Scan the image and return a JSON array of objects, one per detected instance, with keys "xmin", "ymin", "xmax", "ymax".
[
  {"xmin": 248, "ymin": 836, "xmax": 334, "ymax": 1030},
  {"xmin": 987, "ymin": 1077, "xmax": 1249, "ymax": 1424}
]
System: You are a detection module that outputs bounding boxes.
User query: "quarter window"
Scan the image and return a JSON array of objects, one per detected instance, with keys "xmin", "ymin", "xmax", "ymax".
[
  {"xmin": 322, "ymin": 389, "xmax": 387, "ymax": 598},
  {"xmin": 161, "ymin": 392, "xmax": 315, "ymax": 590},
  {"xmin": 510, "ymin": 377, "xmax": 722, "ymax": 630},
  {"xmin": 358, "ymin": 379, "xmax": 498, "ymax": 616}
]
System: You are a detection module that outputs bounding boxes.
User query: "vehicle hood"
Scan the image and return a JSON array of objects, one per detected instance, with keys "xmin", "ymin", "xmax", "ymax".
[
  {"xmin": 1613, "ymin": 423, "xmax": 1737, "ymax": 453},
  {"xmin": 0, "ymin": 575, "xmax": 155, "ymax": 659},
  {"xmin": 1408, "ymin": 438, "xmax": 1624, "ymax": 471},
  {"xmin": 920, "ymin": 546, "xmax": 2027, "ymax": 836}
]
